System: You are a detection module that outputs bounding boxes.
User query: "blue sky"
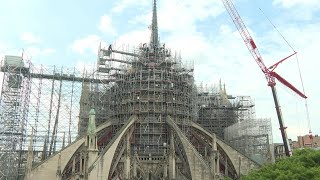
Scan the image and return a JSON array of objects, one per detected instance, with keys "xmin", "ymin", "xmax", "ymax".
[{"xmin": 0, "ymin": 0, "xmax": 319, "ymax": 143}]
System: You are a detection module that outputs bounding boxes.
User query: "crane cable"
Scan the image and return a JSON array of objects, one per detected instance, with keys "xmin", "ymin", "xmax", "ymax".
[
  {"xmin": 259, "ymin": 8, "xmax": 312, "ymax": 135},
  {"xmin": 294, "ymin": 54, "xmax": 311, "ymax": 134}
]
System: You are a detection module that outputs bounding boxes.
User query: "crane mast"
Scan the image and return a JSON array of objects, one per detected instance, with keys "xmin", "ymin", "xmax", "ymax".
[{"xmin": 221, "ymin": 0, "xmax": 307, "ymax": 157}]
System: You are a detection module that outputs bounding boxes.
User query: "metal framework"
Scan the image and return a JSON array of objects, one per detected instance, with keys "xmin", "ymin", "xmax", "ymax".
[
  {"xmin": 195, "ymin": 85, "xmax": 273, "ymax": 164},
  {"xmin": 0, "ymin": 0, "xmax": 270, "ymax": 178},
  {"xmin": 70, "ymin": 40, "xmax": 198, "ymax": 179},
  {"xmin": 196, "ymin": 83, "xmax": 237, "ymax": 138},
  {"xmin": 224, "ymin": 118, "xmax": 273, "ymax": 164},
  {"xmin": 0, "ymin": 55, "xmax": 30, "ymax": 179},
  {"xmin": 80, "ymin": 41, "xmax": 197, "ymax": 152},
  {"xmin": 196, "ymin": 84, "xmax": 256, "ymax": 139},
  {"xmin": 72, "ymin": 2, "xmax": 198, "ymax": 178},
  {"xmin": 0, "ymin": 56, "xmax": 97, "ymax": 179}
]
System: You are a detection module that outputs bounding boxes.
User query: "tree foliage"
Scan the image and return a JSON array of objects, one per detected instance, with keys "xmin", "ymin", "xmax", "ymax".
[{"xmin": 242, "ymin": 148, "xmax": 320, "ymax": 180}]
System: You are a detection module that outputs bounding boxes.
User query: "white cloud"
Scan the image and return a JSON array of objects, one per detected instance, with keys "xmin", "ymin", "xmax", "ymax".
[
  {"xmin": 74, "ymin": 11, "xmax": 122, "ymax": 55},
  {"xmin": 71, "ymin": 35, "xmax": 102, "ymax": 54},
  {"xmin": 169, "ymin": 0, "xmax": 224, "ymax": 20},
  {"xmin": 158, "ymin": 0, "xmax": 224, "ymax": 22},
  {"xmin": 130, "ymin": 0, "xmax": 225, "ymax": 33},
  {"xmin": 273, "ymin": 0, "xmax": 320, "ymax": 8},
  {"xmin": 112, "ymin": 0, "xmax": 149, "ymax": 13},
  {"xmin": 98, "ymin": 15, "xmax": 117, "ymax": 36},
  {"xmin": 21, "ymin": 32, "xmax": 41, "ymax": 44},
  {"xmin": 114, "ymin": 29, "xmax": 149, "ymax": 47},
  {"xmin": 42, "ymin": 48, "xmax": 55, "ymax": 54},
  {"xmin": 75, "ymin": 60, "xmax": 96, "ymax": 75},
  {"xmin": 0, "ymin": 43, "xmax": 24, "ymax": 58},
  {"xmin": 272, "ymin": 0, "xmax": 320, "ymax": 20},
  {"xmin": 23, "ymin": 47, "xmax": 55, "ymax": 59}
]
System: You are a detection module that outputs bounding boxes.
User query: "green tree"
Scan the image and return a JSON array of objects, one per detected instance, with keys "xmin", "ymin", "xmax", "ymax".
[{"xmin": 242, "ymin": 149, "xmax": 320, "ymax": 180}]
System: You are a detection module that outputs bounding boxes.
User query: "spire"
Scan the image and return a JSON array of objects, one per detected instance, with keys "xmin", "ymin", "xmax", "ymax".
[
  {"xmin": 150, "ymin": 0, "xmax": 159, "ymax": 48},
  {"xmin": 86, "ymin": 108, "xmax": 98, "ymax": 155}
]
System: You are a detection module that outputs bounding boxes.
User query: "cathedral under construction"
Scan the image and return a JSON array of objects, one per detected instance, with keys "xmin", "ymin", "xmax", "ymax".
[{"xmin": 0, "ymin": 0, "xmax": 273, "ymax": 179}]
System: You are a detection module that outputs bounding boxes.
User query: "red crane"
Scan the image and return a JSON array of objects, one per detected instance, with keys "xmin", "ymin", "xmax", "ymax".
[{"xmin": 221, "ymin": 0, "xmax": 307, "ymax": 157}]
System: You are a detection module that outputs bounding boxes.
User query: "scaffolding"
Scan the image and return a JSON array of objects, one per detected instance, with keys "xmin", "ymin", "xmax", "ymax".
[
  {"xmin": 235, "ymin": 96, "xmax": 255, "ymax": 122},
  {"xmin": 0, "ymin": 0, "xmax": 271, "ymax": 178},
  {"xmin": 0, "ymin": 51, "xmax": 271, "ymax": 179},
  {"xmin": 0, "ymin": 55, "xmax": 30, "ymax": 178},
  {"xmin": 0, "ymin": 55, "xmax": 97, "ymax": 179},
  {"xmin": 77, "ymin": 42, "xmax": 197, "ymax": 156},
  {"xmin": 196, "ymin": 83, "xmax": 238, "ymax": 138},
  {"xmin": 195, "ymin": 84, "xmax": 273, "ymax": 164},
  {"xmin": 224, "ymin": 118, "xmax": 273, "ymax": 164}
]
